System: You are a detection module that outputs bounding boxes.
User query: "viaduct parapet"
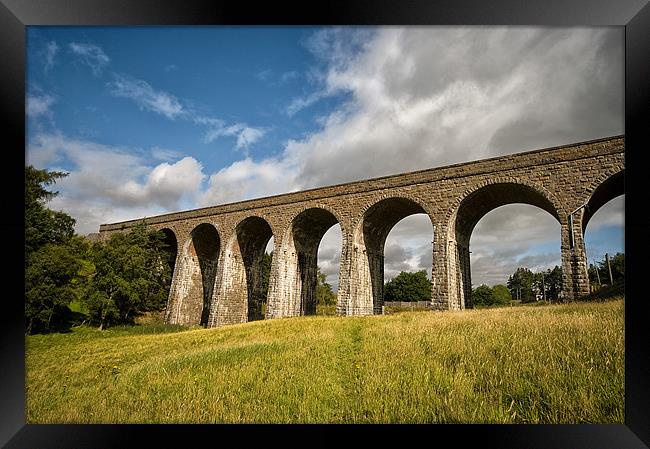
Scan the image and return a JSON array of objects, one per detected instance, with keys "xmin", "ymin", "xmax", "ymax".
[{"xmin": 99, "ymin": 135, "xmax": 624, "ymax": 327}]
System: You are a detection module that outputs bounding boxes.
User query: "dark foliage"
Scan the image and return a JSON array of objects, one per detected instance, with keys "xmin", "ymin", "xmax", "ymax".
[{"xmin": 384, "ymin": 270, "xmax": 431, "ymax": 302}]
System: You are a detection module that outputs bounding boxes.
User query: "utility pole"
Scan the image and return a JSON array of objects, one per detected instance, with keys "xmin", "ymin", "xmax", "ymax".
[
  {"xmin": 594, "ymin": 260, "xmax": 601, "ymax": 286},
  {"xmin": 542, "ymin": 271, "xmax": 546, "ymax": 302},
  {"xmin": 606, "ymin": 253, "xmax": 614, "ymax": 285}
]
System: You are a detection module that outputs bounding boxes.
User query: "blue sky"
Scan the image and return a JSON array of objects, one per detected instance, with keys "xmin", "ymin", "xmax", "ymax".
[
  {"xmin": 26, "ymin": 26, "xmax": 624, "ymax": 287},
  {"xmin": 27, "ymin": 27, "xmax": 347, "ymax": 178}
]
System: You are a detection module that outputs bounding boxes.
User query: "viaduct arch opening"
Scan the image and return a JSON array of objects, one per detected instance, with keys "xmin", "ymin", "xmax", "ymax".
[
  {"xmin": 383, "ymin": 214, "xmax": 434, "ymax": 302},
  {"xmin": 582, "ymin": 170, "xmax": 624, "ymax": 233},
  {"xmin": 353, "ymin": 197, "xmax": 429, "ymax": 314},
  {"xmin": 179, "ymin": 223, "xmax": 220, "ymax": 326},
  {"xmin": 317, "ymin": 224, "xmax": 342, "ymax": 315},
  {"xmin": 226, "ymin": 216, "xmax": 274, "ymax": 322},
  {"xmin": 451, "ymin": 183, "xmax": 560, "ymax": 309},
  {"xmin": 277, "ymin": 207, "xmax": 341, "ymax": 316},
  {"xmin": 159, "ymin": 228, "xmax": 178, "ymax": 306},
  {"xmin": 470, "ymin": 205, "xmax": 561, "ymax": 303},
  {"xmin": 582, "ymin": 171, "xmax": 625, "ymax": 289}
]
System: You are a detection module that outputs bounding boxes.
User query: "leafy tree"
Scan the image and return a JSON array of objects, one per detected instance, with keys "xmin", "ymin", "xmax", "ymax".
[
  {"xmin": 491, "ymin": 284, "xmax": 512, "ymax": 305},
  {"xmin": 608, "ymin": 252, "xmax": 625, "ymax": 282},
  {"xmin": 85, "ymin": 224, "xmax": 173, "ymax": 329},
  {"xmin": 25, "ymin": 166, "xmax": 82, "ymax": 334},
  {"xmin": 507, "ymin": 267, "xmax": 535, "ymax": 303},
  {"xmin": 589, "ymin": 252, "xmax": 624, "ymax": 286},
  {"xmin": 316, "ymin": 268, "xmax": 337, "ymax": 305},
  {"xmin": 25, "ymin": 243, "xmax": 81, "ymax": 334},
  {"xmin": 472, "ymin": 284, "xmax": 494, "ymax": 306},
  {"xmin": 545, "ymin": 266, "xmax": 563, "ymax": 301},
  {"xmin": 471, "ymin": 284, "xmax": 511, "ymax": 307},
  {"xmin": 384, "ymin": 270, "xmax": 431, "ymax": 302},
  {"xmin": 25, "ymin": 166, "xmax": 75, "ymax": 257}
]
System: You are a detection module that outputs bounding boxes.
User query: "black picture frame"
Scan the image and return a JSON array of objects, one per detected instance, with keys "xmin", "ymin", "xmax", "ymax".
[{"xmin": 2, "ymin": 0, "xmax": 648, "ymax": 447}]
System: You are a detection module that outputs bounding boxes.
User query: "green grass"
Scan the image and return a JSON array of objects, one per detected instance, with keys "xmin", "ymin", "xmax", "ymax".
[{"xmin": 26, "ymin": 298, "xmax": 624, "ymax": 424}]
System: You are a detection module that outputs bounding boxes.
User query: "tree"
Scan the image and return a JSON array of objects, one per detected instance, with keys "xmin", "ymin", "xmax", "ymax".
[
  {"xmin": 491, "ymin": 284, "xmax": 512, "ymax": 305},
  {"xmin": 25, "ymin": 243, "xmax": 82, "ymax": 334},
  {"xmin": 85, "ymin": 224, "xmax": 173, "ymax": 329},
  {"xmin": 25, "ymin": 166, "xmax": 82, "ymax": 334},
  {"xmin": 384, "ymin": 270, "xmax": 431, "ymax": 302},
  {"xmin": 608, "ymin": 252, "xmax": 624, "ymax": 282},
  {"xmin": 507, "ymin": 267, "xmax": 535, "ymax": 303},
  {"xmin": 316, "ymin": 268, "xmax": 337, "ymax": 305},
  {"xmin": 472, "ymin": 284, "xmax": 494, "ymax": 306},
  {"xmin": 545, "ymin": 266, "xmax": 563, "ymax": 301},
  {"xmin": 471, "ymin": 284, "xmax": 511, "ymax": 307},
  {"xmin": 25, "ymin": 166, "xmax": 75, "ymax": 257},
  {"xmin": 589, "ymin": 252, "xmax": 624, "ymax": 289}
]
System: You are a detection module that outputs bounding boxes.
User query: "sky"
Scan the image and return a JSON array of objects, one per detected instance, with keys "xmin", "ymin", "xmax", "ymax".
[{"xmin": 26, "ymin": 26, "xmax": 625, "ymax": 289}]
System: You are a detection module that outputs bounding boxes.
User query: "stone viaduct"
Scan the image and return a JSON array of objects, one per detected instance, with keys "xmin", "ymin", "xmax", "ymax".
[{"xmin": 98, "ymin": 135, "xmax": 624, "ymax": 327}]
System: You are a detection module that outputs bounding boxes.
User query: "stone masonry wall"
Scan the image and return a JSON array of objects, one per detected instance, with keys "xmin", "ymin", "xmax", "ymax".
[{"xmin": 98, "ymin": 135, "xmax": 625, "ymax": 327}]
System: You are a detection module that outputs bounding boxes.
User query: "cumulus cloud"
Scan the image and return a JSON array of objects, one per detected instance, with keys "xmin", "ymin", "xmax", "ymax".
[
  {"xmin": 221, "ymin": 27, "xmax": 622, "ymax": 286},
  {"xmin": 28, "ymin": 132, "xmax": 206, "ymax": 234},
  {"xmin": 69, "ymin": 42, "xmax": 110, "ymax": 76},
  {"xmin": 33, "ymin": 28, "xmax": 623, "ymax": 288},
  {"xmin": 283, "ymin": 27, "xmax": 624, "ymax": 189},
  {"xmin": 468, "ymin": 205, "xmax": 562, "ymax": 286},
  {"xmin": 107, "ymin": 73, "xmax": 185, "ymax": 119},
  {"xmin": 199, "ymin": 156, "xmax": 299, "ymax": 207}
]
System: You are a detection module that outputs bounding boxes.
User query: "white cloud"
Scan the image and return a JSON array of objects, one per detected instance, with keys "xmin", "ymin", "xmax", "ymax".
[
  {"xmin": 33, "ymin": 28, "xmax": 624, "ymax": 287},
  {"xmin": 27, "ymin": 94, "xmax": 56, "ymax": 117},
  {"xmin": 469, "ymin": 204, "xmax": 562, "ymax": 286},
  {"xmin": 69, "ymin": 42, "xmax": 110, "ymax": 76},
  {"xmin": 283, "ymin": 27, "xmax": 623, "ymax": 189},
  {"xmin": 199, "ymin": 156, "xmax": 299, "ymax": 207},
  {"xmin": 585, "ymin": 195, "xmax": 624, "ymax": 231},
  {"xmin": 107, "ymin": 73, "xmax": 185, "ymax": 119},
  {"xmin": 280, "ymin": 71, "xmax": 299, "ymax": 83},
  {"xmin": 28, "ymin": 132, "xmax": 206, "ymax": 234},
  {"xmin": 286, "ymin": 90, "xmax": 329, "ymax": 116},
  {"xmin": 151, "ymin": 146, "xmax": 184, "ymax": 162},
  {"xmin": 44, "ymin": 41, "xmax": 59, "ymax": 72},
  {"xmin": 105, "ymin": 75, "xmax": 266, "ymax": 151},
  {"xmin": 275, "ymin": 27, "xmax": 625, "ymax": 286},
  {"xmin": 199, "ymin": 119, "xmax": 267, "ymax": 154}
]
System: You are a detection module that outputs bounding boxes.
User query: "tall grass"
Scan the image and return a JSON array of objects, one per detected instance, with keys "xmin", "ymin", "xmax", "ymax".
[{"xmin": 25, "ymin": 298, "xmax": 624, "ymax": 423}]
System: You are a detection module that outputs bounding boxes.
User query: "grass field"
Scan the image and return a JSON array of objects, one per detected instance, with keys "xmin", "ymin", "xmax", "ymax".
[{"xmin": 25, "ymin": 298, "xmax": 624, "ymax": 424}]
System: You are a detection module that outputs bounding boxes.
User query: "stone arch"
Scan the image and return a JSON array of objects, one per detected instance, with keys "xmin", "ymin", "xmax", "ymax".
[
  {"xmin": 224, "ymin": 215, "xmax": 275, "ymax": 322},
  {"xmin": 580, "ymin": 169, "xmax": 624, "ymax": 233},
  {"xmin": 173, "ymin": 222, "xmax": 220, "ymax": 326},
  {"xmin": 276, "ymin": 206, "xmax": 343, "ymax": 316},
  {"xmin": 159, "ymin": 227, "xmax": 178, "ymax": 277},
  {"xmin": 351, "ymin": 196, "xmax": 432, "ymax": 314},
  {"xmin": 446, "ymin": 177, "xmax": 563, "ymax": 236},
  {"xmin": 446, "ymin": 178, "xmax": 563, "ymax": 309},
  {"xmin": 352, "ymin": 192, "xmax": 435, "ymax": 224},
  {"xmin": 158, "ymin": 228, "xmax": 179, "ymax": 313}
]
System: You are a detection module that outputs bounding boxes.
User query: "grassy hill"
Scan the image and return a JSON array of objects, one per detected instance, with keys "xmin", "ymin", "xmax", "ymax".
[{"xmin": 26, "ymin": 298, "xmax": 624, "ymax": 424}]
